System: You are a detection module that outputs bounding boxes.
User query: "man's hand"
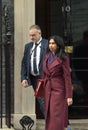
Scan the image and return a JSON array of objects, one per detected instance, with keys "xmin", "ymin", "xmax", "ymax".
[
  {"xmin": 22, "ymin": 80, "xmax": 29, "ymax": 88},
  {"xmin": 67, "ymin": 98, "xmax": 73, "ymax": 106}
]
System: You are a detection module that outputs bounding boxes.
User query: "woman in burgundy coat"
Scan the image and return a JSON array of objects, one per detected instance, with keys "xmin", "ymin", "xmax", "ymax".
[{"xmin": 43, "ymin": 35, "xmax": 73, "ymax": 130}]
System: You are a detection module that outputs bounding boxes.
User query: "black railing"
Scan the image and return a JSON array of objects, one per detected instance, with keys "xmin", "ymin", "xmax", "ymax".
[
  {"xmin": 0, "ymin": 0, "xmax": 2, "ymax": 128},
  {"xmin": 0, "ymin": 43, "xmax": 14, "ymax": 129},
  {"xmin": 0, "ymin": 4, "xmax": 14, "ymax": 128},
  {"xmin": 0, "ymin": 44, "xmax": 3, "ymax": 128}
]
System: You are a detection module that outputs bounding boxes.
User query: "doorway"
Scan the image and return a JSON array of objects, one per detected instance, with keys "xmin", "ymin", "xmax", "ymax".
[{"xmin": 35, "ymin": 0, "xmax": 88, "ymax": 119}]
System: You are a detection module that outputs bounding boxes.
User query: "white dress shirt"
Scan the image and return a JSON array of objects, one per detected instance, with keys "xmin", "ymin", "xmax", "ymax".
[{"xmin": 30, "ymin": 38, "xmax": 42, "ymax": 76}]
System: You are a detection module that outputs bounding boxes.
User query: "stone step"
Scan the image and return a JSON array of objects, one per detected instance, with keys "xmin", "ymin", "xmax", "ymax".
[
  {"xmin": 36, "ymin": 119, "xmax": 45, "ymax": 130},
  {"xmin": 0, "ymin": 119, "xmax": 88, "ymax": 130},
  {"xmin": 36, "ymin": 119, "xmax": 88, "ymax": 130}
]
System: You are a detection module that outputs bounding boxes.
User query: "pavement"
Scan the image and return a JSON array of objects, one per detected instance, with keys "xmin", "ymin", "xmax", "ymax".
[
  {"xmin": 0, "ymin": 119, "xmax": 88, "ymax": 130},
  {"xmin": 36, "ymin": 119, "xmax": 88, "ymax": 130}
]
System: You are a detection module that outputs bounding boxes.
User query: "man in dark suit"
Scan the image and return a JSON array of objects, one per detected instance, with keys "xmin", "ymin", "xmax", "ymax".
[{"xmin": 21, "ymin": 25, "xmax": 48, "ymax": 117}]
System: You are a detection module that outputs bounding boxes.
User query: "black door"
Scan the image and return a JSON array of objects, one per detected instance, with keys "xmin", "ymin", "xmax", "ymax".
[
  {"xmin": 69, "ymin": 0, "xmax": 88, "ymax": 119},
  {"xmin": 35, "ymin": 0, "xmax": 88, "ymax": 119}
]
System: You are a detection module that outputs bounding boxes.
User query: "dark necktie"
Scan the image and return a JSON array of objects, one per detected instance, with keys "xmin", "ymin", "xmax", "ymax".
[{"xmin": 33, "ymin": 43, "xmax": 38, "ymax": 74}]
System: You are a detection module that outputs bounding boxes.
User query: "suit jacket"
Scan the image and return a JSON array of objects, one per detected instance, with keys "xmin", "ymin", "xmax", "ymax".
[{"xmin": 21, "ymin": 38, "xmax": 48, "ymax": 85}]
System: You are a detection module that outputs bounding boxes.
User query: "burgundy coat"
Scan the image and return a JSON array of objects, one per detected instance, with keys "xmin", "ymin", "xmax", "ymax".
[{"xmin": 43, "ymin": 52, "xmax": 72, "ymax": 130}]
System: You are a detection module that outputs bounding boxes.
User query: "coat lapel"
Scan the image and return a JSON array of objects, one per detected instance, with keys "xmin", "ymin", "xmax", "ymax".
[{"xmin": 44, "ymin": 52, "xmax": 62, "ymax": 74}]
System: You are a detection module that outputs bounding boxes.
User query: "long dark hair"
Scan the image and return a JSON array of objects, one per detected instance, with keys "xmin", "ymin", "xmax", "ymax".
[{"xmin": 47, "ymin": 35, "xmax": 67, "ymax": 59}]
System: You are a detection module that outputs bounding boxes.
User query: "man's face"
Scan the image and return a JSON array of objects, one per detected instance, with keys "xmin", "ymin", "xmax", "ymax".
[{"xmin": 29, "ymin": 28, "xmax": 41, "ymax": 43}]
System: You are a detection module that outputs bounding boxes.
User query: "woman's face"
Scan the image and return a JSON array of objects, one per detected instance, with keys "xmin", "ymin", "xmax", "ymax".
[{"xmin": 49, "ymin": 39, "xmax": 59, "ymax": 53}]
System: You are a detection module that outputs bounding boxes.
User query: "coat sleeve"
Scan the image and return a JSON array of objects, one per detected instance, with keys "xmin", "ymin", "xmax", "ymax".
[
  {"xmin": 21, "ymin": 45, "xmax": 28, "ymax": 82},
  {"xmin": 62, "ymin": 56, "xmax": 73, "ymax": 98}
]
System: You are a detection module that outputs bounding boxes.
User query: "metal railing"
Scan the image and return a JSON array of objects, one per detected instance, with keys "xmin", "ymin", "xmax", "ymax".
[{"xmin": 0, "ymin": 4, "xmax": 14, "ymax": 128}]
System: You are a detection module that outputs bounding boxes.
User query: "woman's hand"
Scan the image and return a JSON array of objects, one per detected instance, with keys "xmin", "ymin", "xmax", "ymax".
[{"xmin": 67, "ymin": 98, "xmax": 73, "ymax": 106}]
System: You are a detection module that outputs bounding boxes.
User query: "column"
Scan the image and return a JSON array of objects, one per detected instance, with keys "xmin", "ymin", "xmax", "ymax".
[{"xmin": 14, "ymin": 0, "xmax": 36, "ymax": 129}]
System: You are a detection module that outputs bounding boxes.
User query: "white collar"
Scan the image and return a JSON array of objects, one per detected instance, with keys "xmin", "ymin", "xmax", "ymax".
[{"xmin": 36, "ymin": 37, "xmax": 42, "ymax": 44}]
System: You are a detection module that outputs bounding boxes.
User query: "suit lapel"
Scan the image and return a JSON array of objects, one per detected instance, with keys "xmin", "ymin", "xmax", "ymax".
[
  {"xmin": 27, "ymin": 42, "xmax": 33, "ymax": 72},
  {"xmin": 40, "ymin": 39, "xmax": 47, "ymax": 63}
]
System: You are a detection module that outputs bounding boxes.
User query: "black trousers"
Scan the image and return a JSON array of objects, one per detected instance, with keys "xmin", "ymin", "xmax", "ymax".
[{"xmin": 30, "ymin": 74, "xmax": 45, "ymax": 118}]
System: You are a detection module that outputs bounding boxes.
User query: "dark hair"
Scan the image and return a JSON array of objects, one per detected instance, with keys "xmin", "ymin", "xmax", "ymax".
[{"xmin": 47, "ymin": 35, "xmax": 66, "ymax": 59}]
